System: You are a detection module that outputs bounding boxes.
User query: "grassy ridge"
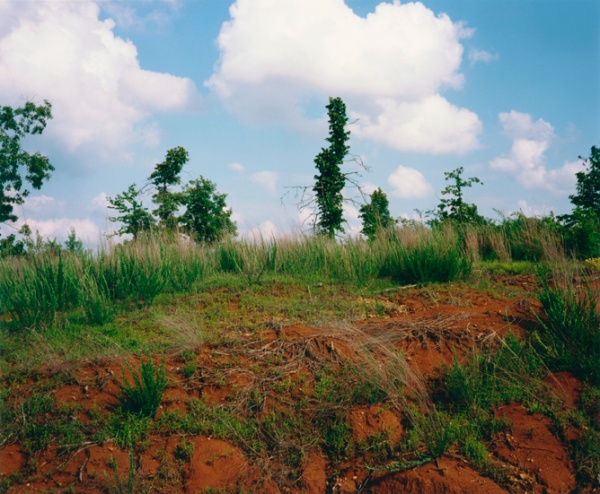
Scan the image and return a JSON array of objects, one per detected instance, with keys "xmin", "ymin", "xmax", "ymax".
[{"xmin": 1, "ymin": 222, "xmax": 599, "ymax": 492}]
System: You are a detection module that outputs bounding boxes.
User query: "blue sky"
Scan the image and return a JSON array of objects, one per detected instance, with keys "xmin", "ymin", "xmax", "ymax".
[{"xmin": 0, "ymin": 0, "xmax": 598, "ymax": 244}]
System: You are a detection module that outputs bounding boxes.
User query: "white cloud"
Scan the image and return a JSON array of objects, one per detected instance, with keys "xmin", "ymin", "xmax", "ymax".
[
  {"xmin": 208, "ymin": 0, "xmax": 481, "ymax": 154},
  {"xmin": 468, "ymin": 48, "xmax": 498, "ymax": 65},
  {"xmin": 0, "ymin": 0, "xmax": 199, "ymax": 160},
  {"xmin": 388, "ymin": 166, "xmax": 434, "ymax": 198},
  {"xmin": 242, "ymin": 220, "xmax": 279, "ymax": 240},
  {"xmin": 1, "ymin": 217, "xmax": 104, "ymax": 245},
  {"xmin": 229, "ymin": 162, "xmax": 246, "ymax": 172},
  {"xmin": 97, "ymin": 0, "xmax": 182, "ymax": 30},
  {"xmin": 353, "ymin": 95, "xmax": 481, "ymax": 154},
  {"xmin": 92, "ymin": 192, "xmax": 111, "ymax": 212},
  {"xmin": 515, "ymin": 200, "xmax": 554, "ymax": 218},
  {"xmin": 250, "ymin": 171, "xmax": 278, "ymax": 194},
  {"xmin": 490, "ymin": 111, "xmax": 583, "ymax": 193}
]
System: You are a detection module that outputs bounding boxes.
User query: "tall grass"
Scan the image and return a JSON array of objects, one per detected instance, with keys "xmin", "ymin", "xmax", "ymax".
[
  {"xmin": 0, "ymin": 218, "xmax": 572, "ymax": 332},
  {"xmin": 535, "ymin": 264, "xmax": 600, "ymax": 385}
]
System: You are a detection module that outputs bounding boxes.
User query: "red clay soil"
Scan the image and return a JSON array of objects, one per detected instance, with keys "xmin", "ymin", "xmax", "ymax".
[{"xmin": 0, "ymin": 279, "xmax": 591, "ymax": 493}]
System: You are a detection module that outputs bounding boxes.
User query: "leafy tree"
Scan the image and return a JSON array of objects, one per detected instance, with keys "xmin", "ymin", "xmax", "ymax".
[
  {"xmin": 359, "ymin": 187, "xmax": 396, "ymax": 240},
  {"xmin": 149, "ymin": 146, "xmax": 188, "ymax": 230},
  {"xmin": 0, "ymin": 100, "xmax": 54, "ymax": 223},
  {"xmin": 569, "ymin": 145, "xmax": 600, "ymax": 216},
  {"xmin": 313, "ymin": 97, "xmax": 350, "ymax": 237},
  {"xmin": 64, "ymin": 228, "xmax": 84, "ymax": 255},
  {"xmin": 433, "ymin": 167, "xmax": 485, "ymax": 225},
  {"xmin": 107, "ymin": 184, "xmax": 155, "ymax": 239},
  {"xmin": 179, "ymin": 177, "xmax": 237, "ymax": 243},
  {"xmin": 560, "ymin": 145, "xmax": 600, "ymax": 257}
]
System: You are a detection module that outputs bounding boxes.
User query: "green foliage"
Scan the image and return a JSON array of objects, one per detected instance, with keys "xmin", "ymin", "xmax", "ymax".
[
  {"xmin": 180, "ymin": 176, "xmax": 237, "ymax": 243},
  {"xmin": 149, "ymin": 146, "xmax": 188, "ymax": 230},
  {"xmin": 444, "ymin": 333, "xmax": 544, "ymax": 412},
  {"xmin": 1, "ymin": 392, "xmax": 85, "ymax": 455},
  {"xmin": 119, "ymin": 352, "xmax": 167, "ymax": 418},
  {"xmin": 560, "ymin": 145, "xmax": 600, "ymax": 258},
  {"xmin": 64, "ymin": 228, "xmax": 84, "ymax": 255},
  {"xmin": 0, "ymin": 100, "xmax": 54, "ymax": 224},
  {"xmin": 108, "ymin": 184, "xmax": 155, "ymax": 239},
  {"xmin": 359, "ymin": 187, "xmax": 396, "ymax": 240},
  {"xmin": 0, "ymin": 250, "xmax": 79, "ymax": 329},
  {"xmin": 313, "ymin": 97, "xmax": 350, "ymax": 237},
  {"xmin": 108, "ymin": 147, "xmax": 235, "ymax": 244},
  {"xmin": 109, "ymin": 450, "xmax": 137, "ymax": 494},
  {"xmin": 380, "ymin": 230, "xmax": 472, "ymax": 284},
  {"xmin": 432, "ymin": 167, "xmax": 485, "ymax": 225},
  {"xmin": 535, "ymin": 269, "xmax": 600, "ymax": 385}
]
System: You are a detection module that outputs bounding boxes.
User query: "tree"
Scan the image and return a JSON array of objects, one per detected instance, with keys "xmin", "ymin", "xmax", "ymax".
[
  {"xmin": 179, "ymin": 177, "xmax": 237, "ymax": 243},
  {"xmin": 359, "ymin": 187, "xmax": 396, "ymax": 240},
  {"xmin": 313, "ymin": 97, "xmax": 350, "ymax": 237},
  {"xmin": 567, "ymin": 146, "xmax": 600, "ymax": 219},
  {"xmin": 107, "ymin": 184, "xmax": 155, "ymax": 239},
  {"xmin": 0, "ymin": 100, "xmax": 54, "ymax": 223},
  {"xmin": 433, "ymin": 167, "xmax": 485, "ymax": 225},
  {"xmin": 149, "ymin": 146, "xmax": 189, "ymax": 231},
  {"xmin": 64, "ymin": 228, "xmax": 84, "ymax": 255},
  {"xmin": 560, "ymin": 145, "xmax": 600, "ymax": 257}
]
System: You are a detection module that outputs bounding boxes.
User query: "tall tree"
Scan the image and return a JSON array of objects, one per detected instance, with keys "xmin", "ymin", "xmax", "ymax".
[
  {"xmin": 179, "ymin": 177, "xmax": 237, "ymax": 243},
  {"xmin": 0, "ymin": 100, "xmax": 54, "ymax": 223},
  {"xmin": 359, "ymin": 187, "xmax": 396, "ymax": 240},
  {"xmin": 149, "ymin": 146, "xmax": 189, "ymax": 230},
  {"xmin": 313, "ymin": 97, "xmax": 350, "ymax": 237}
]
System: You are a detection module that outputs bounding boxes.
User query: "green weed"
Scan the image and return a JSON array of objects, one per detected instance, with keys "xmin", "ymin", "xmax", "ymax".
[{"xmin": 119, "ymin": 352, "xmax": 167, "ymax": 418}]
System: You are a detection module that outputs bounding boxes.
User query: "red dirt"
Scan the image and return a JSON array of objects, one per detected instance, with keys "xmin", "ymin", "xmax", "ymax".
[{"xmin": 0, "ymin": 278, "xmax": 590, "ymax": 493}]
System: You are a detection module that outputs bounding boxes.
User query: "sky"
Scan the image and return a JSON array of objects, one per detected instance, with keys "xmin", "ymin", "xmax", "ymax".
[{"xmin": 0, "ymin": 0, "xmax": 598, "ymax": 245}]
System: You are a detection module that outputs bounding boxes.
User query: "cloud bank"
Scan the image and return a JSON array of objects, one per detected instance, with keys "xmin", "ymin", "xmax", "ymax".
[
  {"xmin": 208, "ymin": 0, "xmax": 481, "ymax": 154},
  {"xmin": 0, "ymin": 0, "xmax": 199, "ymax": 160}
]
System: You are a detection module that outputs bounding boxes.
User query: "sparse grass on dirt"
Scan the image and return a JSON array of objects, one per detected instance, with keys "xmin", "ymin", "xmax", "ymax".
[{"xmin": 1, "ymin": 227, "xmax": 599, "ymax": 493}]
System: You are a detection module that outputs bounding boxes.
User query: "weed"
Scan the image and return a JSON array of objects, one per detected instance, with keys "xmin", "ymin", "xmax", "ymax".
[
  {"xmin": 109, "ymin": 450, "xmax": 136, "ymax": 494},
  {"xmin": 174, "ymin": 438, "xmax": 195, "ymax": 462},
  {"xmin": 107, "ymin": 413, "xmax": 153, "ymax": 450},
  {"xmin": 119, "ymin": 352, "xmax": 167, "ymax": 418}
]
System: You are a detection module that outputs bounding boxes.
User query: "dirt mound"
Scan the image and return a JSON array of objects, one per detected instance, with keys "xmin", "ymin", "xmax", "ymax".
[
  {"xmin": 1, "ymin": 277, "xmax": 591, "ymax": 493},
  {"xmin": 368, "ymin": 457, "xmax": 509, "ymax": 494}
]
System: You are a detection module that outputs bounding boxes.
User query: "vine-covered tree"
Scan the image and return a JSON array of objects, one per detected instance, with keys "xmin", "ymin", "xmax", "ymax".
[
  {"xmin": 433, "ymin": 167, "xmax": 485, "ymax": 225},
  {"xmin": 180, "ymin": 177, "xmax": 237, "ymax": 243},
  {"xmin": 0, "ymin": 100, "xmax": 54, "ymax": 223},
  {"xmin": 313, "ymin": 97, "xmax": 350, "ymax": 237},
  {"xmin": 107, "ymin": 184, "xmax": 155, "ymax": 239},
  {"xmin": 359, "ymin": 187, "xmax": 396, "ymax": 240},
  {"xmin": 149, "ymin": 146, "xmax": 189, "ymax": 231}
]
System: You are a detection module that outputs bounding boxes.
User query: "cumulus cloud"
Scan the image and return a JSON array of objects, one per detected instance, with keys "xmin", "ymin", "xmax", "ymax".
[
  {"xmin": 0, "ymin": 0, "xmax": 199, "ymax": 160},
  {"xmin": 250, "ymin": 171, "xmax": 279, "ymax": 194},
  {"xmin": 490, "ymin": 111, "xmax": 584, "ymax": 193},
  {"xmin": 208, "ymin": 0, "xmax": 481, "ymax": 154},
  {"xmin": 353, "ymin": 95, "xmax": 481, "ymax": 154},
  {"xmin": 388, "ymin": 166, "xmax": 434, "ymax": 198}
]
